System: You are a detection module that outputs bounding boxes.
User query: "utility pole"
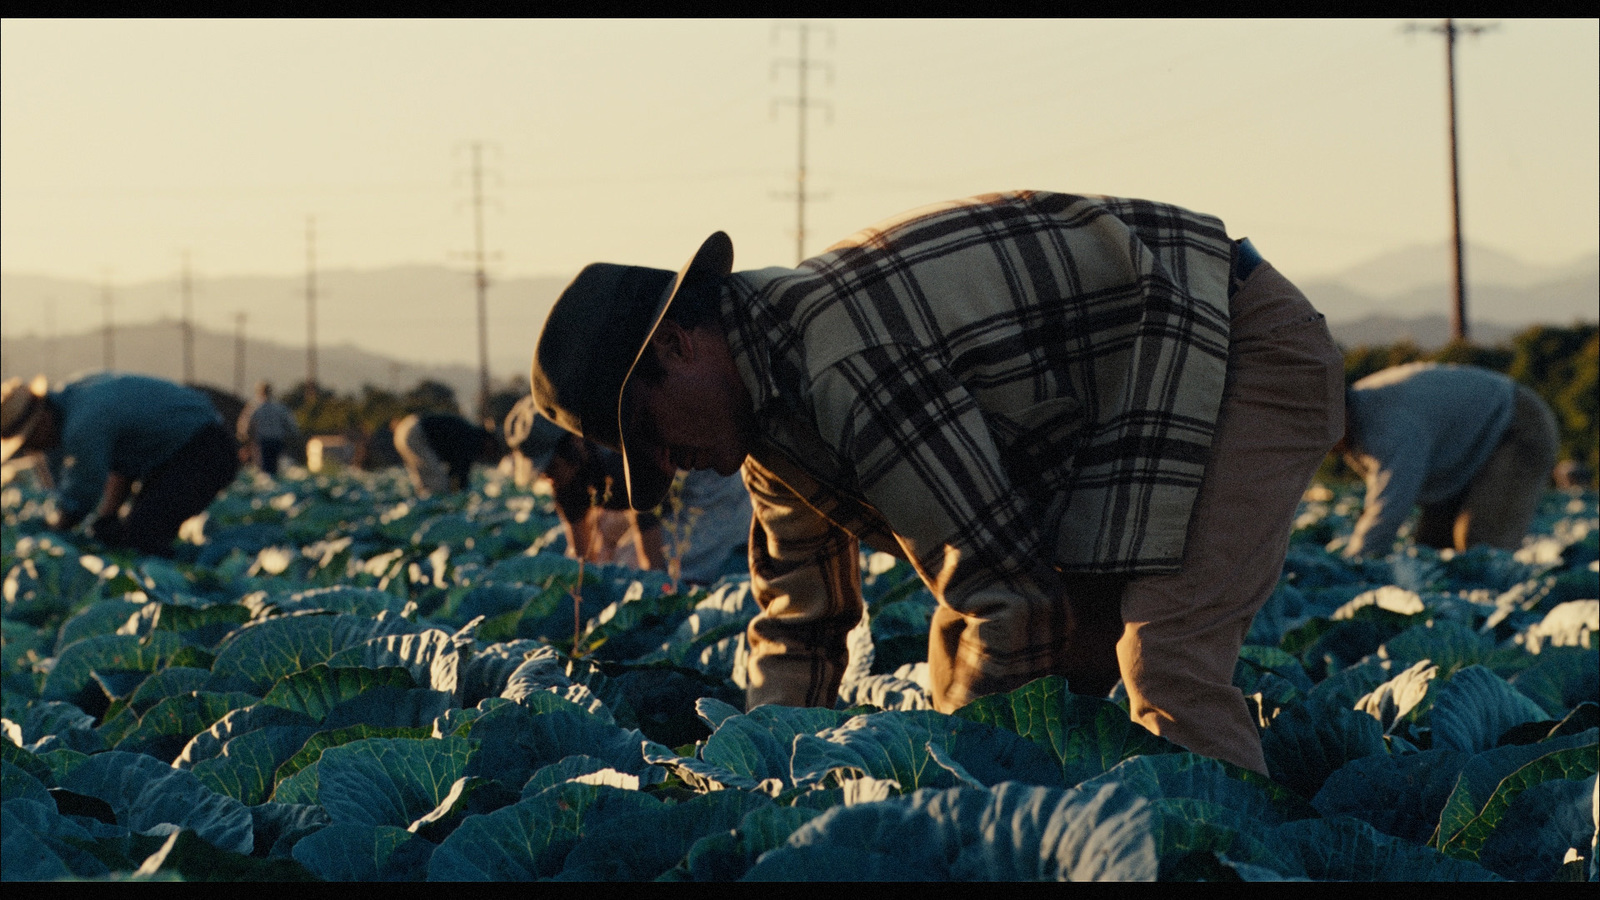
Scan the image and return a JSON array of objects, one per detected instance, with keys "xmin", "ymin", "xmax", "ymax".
[
  {"xmin": 305, "ymin": 216, "xmax": 319, "ymax": 400},
  {"xmin": 44, "ymin": 298, "xmax": 56, "ymax": 380},
  {"xmin": 101, "ymin": 273, "xmax": 115, "ymax": 370},
  {"xmin": 234, "ymin": 312, "xmax": 247, "ymax": 396},
  {"xmin": 180, "ymin": 251, "xmax": 195, "ymax": 384},
  {"xmin": 772, "ymin": 21, "xmax": 833, "ymax": 265},
  {"xmin": 454, "ymin": 141, "xmax": 499, "ymax": 419},
  {"xmin": 1405, "ymin": 18, "xmax": 1498, "ymax": 344}
]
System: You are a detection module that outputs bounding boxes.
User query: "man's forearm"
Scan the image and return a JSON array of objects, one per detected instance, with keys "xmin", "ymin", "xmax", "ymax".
[
  {"xmin": 634, "ymin": 521, "xmax": 667, "ymax": 571},
  {"xmin": 95, "ymin": 473, "xmax": 132, "ymax": 521},
  {"xmin": 742, "ymin": 457, "xmax": 866, "ymax": 708},
  {"xmin": 45, "ymin": 473, "xmax": 126, "ymax": 533}
]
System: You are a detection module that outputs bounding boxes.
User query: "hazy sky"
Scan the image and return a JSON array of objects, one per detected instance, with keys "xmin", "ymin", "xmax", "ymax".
[{"xmin": 4, "ymin": 18, "xmax": 1597, "ymax": 292}]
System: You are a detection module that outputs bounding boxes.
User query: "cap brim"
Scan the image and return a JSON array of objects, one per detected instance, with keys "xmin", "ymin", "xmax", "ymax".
[{"xmin": 616, "ymin": 231, "xmax": 733, "ymax": 511}]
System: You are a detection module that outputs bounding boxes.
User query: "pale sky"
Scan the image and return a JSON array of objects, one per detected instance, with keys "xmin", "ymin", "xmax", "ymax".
[{"xmin": 3, "ymin": 18, "xmax": 1597, "ymax": 290}]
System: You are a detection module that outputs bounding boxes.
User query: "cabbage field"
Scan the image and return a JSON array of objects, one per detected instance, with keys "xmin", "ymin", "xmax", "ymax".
[{"xmin": 2, "ymin": 464, "xmax": 1596, "ymax": 881}]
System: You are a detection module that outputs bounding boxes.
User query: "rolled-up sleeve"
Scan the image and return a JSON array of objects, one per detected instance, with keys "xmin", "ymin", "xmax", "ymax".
[
  {"xmin": 742, "ymin": 456, "xmax": 862, "ymax": 708},
  {"xmin": 1344, "ymin": 449, "xmax": 1428, "ymax": 558}
]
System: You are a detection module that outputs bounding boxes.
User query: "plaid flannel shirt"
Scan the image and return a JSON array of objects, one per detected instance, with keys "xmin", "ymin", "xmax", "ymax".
[{"xmin": 723, "ymin": 192, "xmax": 1235, "ymax": 703}]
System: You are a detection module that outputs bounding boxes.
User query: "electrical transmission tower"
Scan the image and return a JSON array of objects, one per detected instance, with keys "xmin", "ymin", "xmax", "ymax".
[
  {"xmin": 305, "ymin": 216, "xmax": 319, "ymax": 400},
  {"xmin": 772, "ymin": 21, "xmax": 833, "ymax": 265},
  {"xmin": 1404, "ymin": 18, "xmax": 1498, "ymax": 344},
  {"xmin": 101, "ymin": 273, "xmax": 115, "ymax": 370},
  {"xmin": 180, "ymin": 251, "xmax": 195, "ymax": 384},
  {"xmin": 44, "ymin": 298, "xmax": 57, "ymax": 380},
  {"xmin": 454, "ymin": 141, "xmax": 500, "ymax": 420},
  {"xmin": 234, "ymin": 312, "xmax": 247, "ymax": 396}
]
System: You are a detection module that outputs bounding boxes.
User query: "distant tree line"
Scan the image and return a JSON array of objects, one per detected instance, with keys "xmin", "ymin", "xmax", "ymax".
[
  {"xmin": 1339, "ymin": 322, "xmax": 1598, "ymax": 478},
  {"xmin": 271, "ymin": 378, "xmax": 526, "ymax": 469},
  {"xmin": 227, "ymin": 324, "xmax": 1596, "ymax": 479}
]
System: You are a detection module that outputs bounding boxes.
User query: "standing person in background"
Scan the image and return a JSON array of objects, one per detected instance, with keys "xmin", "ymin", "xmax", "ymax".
[
  {"xmin": 1337, "ymin": 362, "xmax": 1560, "ymax": 558},
  {"xmin": 392, "ymin": 411, "xmax": 503, "ymax": 498},
  {"xmin": 1, "ymin": 372, "xmax": 240, "ymax": 557},
  {"xmin": 237, "ymin": 381, "xmax": 299, "ymax": 477}
]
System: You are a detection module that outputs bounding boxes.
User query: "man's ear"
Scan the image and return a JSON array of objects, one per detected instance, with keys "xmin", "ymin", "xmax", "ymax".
[{"xmin": 649, "ymin": 319, "xmax": 694, "ymax": 365}]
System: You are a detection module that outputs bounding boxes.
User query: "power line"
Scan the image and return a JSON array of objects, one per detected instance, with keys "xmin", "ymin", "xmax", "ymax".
[
  {"xmin": 1404, "ymin": 18, "xmax": 1499, "ymax": 344},
  {"xmin": 772, "ymin": 21, "xmax": 833, "ymax": 265}
]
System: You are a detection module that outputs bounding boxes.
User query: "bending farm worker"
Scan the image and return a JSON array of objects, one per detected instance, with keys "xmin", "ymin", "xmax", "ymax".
[
  {"xmin": 392, "ymin": 411, "xmax": 503, "ymax": 498},
  {"xmin": 505, "ymin": 393, "xmax": 666, "ymax": 570},
  {"xmin": 529, "ymin": 191, "xmax": 1345, "ymax": 773},
  {"xmin": 505, "ymin": 394, "xmax": 750, "ymax": 582},
  {"xmin": 1, "ymin": 372, "xmax": 241, "ymax": 557},
  {"xmin": 1337, "ymin": 362, "xmax": 1560, "ymax": 558}
]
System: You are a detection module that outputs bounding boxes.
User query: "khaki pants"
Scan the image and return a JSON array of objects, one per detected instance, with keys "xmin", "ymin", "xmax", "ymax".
[
  {"xmin": 925, "ymin": 261, "xmax": 1343, "ymax": 773},
  {"xmin": 746, "ymin": 260, "xmax": 1343, "ymax": 774},
  {"xmin": 393, "ymin": 414, "xmax": 449, "ymax": 498},
  {"xmin": 1415, "ymin": 385, "xmax": 1559, "ymax": 552},
  {"xmin": 1107, "ymin": 261, "xmax": 1344, "ymax": 773}
]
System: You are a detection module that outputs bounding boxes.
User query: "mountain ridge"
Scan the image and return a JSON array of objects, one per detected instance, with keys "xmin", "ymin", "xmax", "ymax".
[
  {"xmin": 4, "ymin": 242, "xmax": 1594, "ymax": 373},
  {"xmin": 0, "ymin": 319, "xmax": 501, "ymax": 406}
]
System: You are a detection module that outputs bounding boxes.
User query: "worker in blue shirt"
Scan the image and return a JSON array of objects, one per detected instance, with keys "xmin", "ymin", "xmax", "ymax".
[
  {"xmin": 1, "ymin": 372, "xmax": 240, "ymax": 556},
  {"xmin": 1337, "ymin": 362, "xmax": 1560, "ymax": 557}
]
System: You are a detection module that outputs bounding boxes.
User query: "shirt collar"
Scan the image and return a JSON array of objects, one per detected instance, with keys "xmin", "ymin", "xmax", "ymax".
[{"xmin": 722, "ymin": 271, "xmax": 789, "ymax": 421}]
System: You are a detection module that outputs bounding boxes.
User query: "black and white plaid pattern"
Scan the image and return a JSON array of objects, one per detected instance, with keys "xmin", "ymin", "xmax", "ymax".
[{"xmin": 726, "ymin": 191, "xmax": 1235, "ymax": 703}]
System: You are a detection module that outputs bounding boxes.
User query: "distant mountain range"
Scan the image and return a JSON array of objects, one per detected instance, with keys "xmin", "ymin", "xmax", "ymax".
[
  {"xmin": 0, "ymin": 318, "xmax": 497, "ymax": 405},
  {"xmin": 1293, "ymin": 244, "xmax": 1596, "ymax": 348},
  {"xmin": 0, "ymin": 266, "xmax": 569, "ymax": 389},
  {"xmin": 3, "ymin": 243, "xmax": 1595, "ymax": 395}
]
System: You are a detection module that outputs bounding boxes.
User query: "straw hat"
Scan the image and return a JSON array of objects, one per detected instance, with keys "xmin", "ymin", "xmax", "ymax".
[
  {"xmin": 0, "ymin": 375, "xmax": 50, "ymax": 463},
  {"xmin": 530, "ymin": 231, "xmax": 733, "ymax": 510}
]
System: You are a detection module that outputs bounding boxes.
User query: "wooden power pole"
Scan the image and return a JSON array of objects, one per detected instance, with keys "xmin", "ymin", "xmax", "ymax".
[
  {"xmin": 470, "ymin": 143, "xmax": 491, "ymax": 418},
  {"xmin": 305, "ymin": 216, "xmax": 319, "ymax": 399},
  {"xmin": 234, "ymin": 312, "xmax": 247, "ymax": 396},
  {"xmin": 101, "ymin": 274, "xmax": 114, "ymax": 370},
  {"xmin": 1406, "ymin": 18, "xmax": 1497, "ymax": 343},
  {"xmin": 180, "ymin": 251, "xmax": 195, "ymax": 384}
]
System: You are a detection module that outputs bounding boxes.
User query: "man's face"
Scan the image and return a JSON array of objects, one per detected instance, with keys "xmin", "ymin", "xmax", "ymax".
[{"xmin": 622, "ymin": 322, "xmax": 753, "ymax": 483}]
